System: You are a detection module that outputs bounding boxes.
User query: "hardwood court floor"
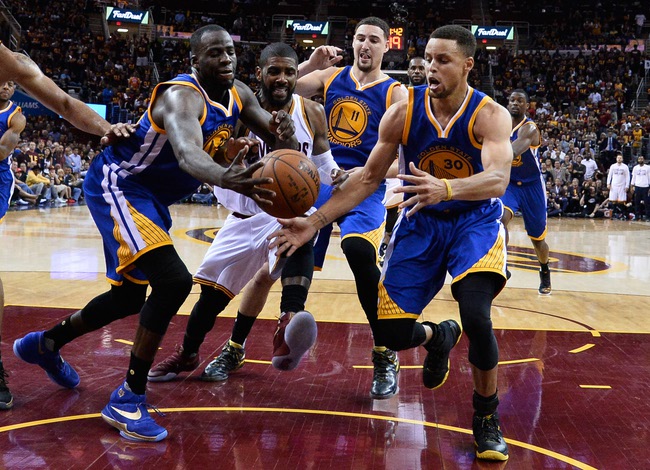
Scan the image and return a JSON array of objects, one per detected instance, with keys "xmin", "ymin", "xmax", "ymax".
[{"xmin": 1, "ymin": 203, "xmax": 649, "ymax": 469}]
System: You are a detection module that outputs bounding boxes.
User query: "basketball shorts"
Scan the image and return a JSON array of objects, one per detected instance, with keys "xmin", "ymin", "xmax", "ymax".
[
  {"xmin": 608, "ymin": 184, "xmax": 628, "ymax": 202},
  {"xmin": 0, "ymin": 170, "xmax": 14, "ymax": 224},
  {"xmin": 382, "ymin": 178, "xmax": 404, "ymax": 209},
  {"xmin": 378, "ymin": 200, "xmax": 507, "ymax": 320},
  {"xmin": 193, "ymin": 211, "xmax": 286, "ymax": 297},
  {"xmin": 501, "ymin": 180, "xmax": 548, "ymax": 240},
  {"xmin": 313, "ymin": 182, "xmax": 386, "ymax": 269},
  {"xmin": 84, "ymin": 162, "xmax": 174, "ymax": 285}
]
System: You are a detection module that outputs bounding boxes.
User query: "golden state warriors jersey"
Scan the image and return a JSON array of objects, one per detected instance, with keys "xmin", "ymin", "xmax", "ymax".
[
  {"xmin": 510, "ymin": 117, "xmax": 542, "ymax": 184},
  {"xmin": 216, "ymin": 94, "xmax": 316, "ymax": 216},
  {"xmin": 401, "ymin": 85, "xmax": 493, "ymax": 213},
  {"xmin": 0, "ymin": 101, "xmax": 21, "ymax": 175},
  {"xmin": 95, "ymin": 73, "xmax": 241, "ymax": 206},
  {"xmin": 324, "ymin": 66, "xmax": 400, "ymax": 169}
]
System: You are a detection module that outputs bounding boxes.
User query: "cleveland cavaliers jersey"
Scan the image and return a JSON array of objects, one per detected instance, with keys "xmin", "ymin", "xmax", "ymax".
[
  {"xmin": 510, "ymin": 117, "xmax": 542, "ymax": 185},
  {"xmin": 324, "ymin": 66, "xmax": 400, "ymax": 169},
  {"xmin": 401, "ymin": 85, "xmax": 494, "ymax": 213},
  {"xmin": 215, "ymin": 94, "xmax": 316, "ymax": 216},
  {"xmin": 0, "ymin": 101, "xmax": 21, "ymax": 176},
  {"xmin": 93, "ymin": 73, "xmax": 242, "ymax": 206}
]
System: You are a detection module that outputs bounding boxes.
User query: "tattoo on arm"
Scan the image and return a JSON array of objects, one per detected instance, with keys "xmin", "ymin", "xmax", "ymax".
[{"xmin": 314, "ymin": 212, "xmax": 329, "ymax": 228}]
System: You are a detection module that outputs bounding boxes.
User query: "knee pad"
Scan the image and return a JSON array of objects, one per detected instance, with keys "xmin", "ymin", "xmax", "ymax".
[
  {"xmin": 341, "ymin": 236, "xmax": 378, "ymax": 270},
  {"xmin": 373, "ymin": 318, "xmax": 423, "ymax": 351},
  {"xmin": 137, "ymin": 246, "xmax": 193, "ymax": 335}
]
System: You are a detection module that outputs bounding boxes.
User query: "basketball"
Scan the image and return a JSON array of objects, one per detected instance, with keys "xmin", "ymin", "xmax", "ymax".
[{"xmin": 252, "ymin": 149, "xmax": 320, "ymax": 218}]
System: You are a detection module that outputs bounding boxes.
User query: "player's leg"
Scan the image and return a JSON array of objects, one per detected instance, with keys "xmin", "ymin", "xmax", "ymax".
[
  {"xmin": 520, "ymin": 182, "xmax": 552, "ymax": 294},
  {"xmin": 0, "ymin": 277, "xmax": 12, "ymax": 410}
]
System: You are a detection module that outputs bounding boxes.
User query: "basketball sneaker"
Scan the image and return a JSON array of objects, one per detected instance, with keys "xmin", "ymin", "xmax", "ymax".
[
  {"xmin": 378, "ymin": 242, "xmax": 387, "ymax": 267},
  {"xmin": 13, "ymin": 331, "xmax": 79, "ymax": 388},
  {"xmin": 422, "ymin": 320, "xmax": 461, "ymax": 389},
  {"xmin": 0, "ymin": 361, "xmax": 13, "ymax": 410},
  {"xmin": 272, "ymin": 311, "xmax": 318, "ymax": 371},
  {"xmin": 538, "ymin": 269, "xmax": 552, "ymax": 295},
  {"xmin": 101, "ymin": 382, "xmax": 167, "ymax": 442},
  {"xmin": 147, "ymin": 345, "xmax": 199, "ymax": 382},
  {"xmin": 473, "ymin": 412, "xmax": 509, "ymax": 461},
  {"xmin": 370, "ymin": 348, "xmax": 399, "ymax": 399},
  {"xmin": 201, "ymin": 340, "xmax": 245, "ymax": 382}
]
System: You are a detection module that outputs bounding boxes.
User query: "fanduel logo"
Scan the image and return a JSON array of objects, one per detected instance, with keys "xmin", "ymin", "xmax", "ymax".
[
  {"xmin": 293, "ymin": 23, "xmax": 324, "ymax": 33},
  {"xmin": 476, "ymin": 27, "xmax": 508, "ymax": 37},
  {"xmin": 111, "ymin": 10, "xmax": 144, "ymax": 21}
]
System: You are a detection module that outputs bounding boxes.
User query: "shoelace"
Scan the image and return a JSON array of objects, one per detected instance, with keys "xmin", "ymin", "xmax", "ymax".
[
  {"xmin": 217, "ymin": 346, "xmax": 243, "ymax": 368},
  {"xmin": 138, "ymin": 402, "xmax": 166, "ymax": 418},
  {"xmin": 477, "ymin": 415, "xmax": 501, "ymax": 442},
  {"xmin": 373, "ymin": 352, "xmax": 396, "ymax": 376}
]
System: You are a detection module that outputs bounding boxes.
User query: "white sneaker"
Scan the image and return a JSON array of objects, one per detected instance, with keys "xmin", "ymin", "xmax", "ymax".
[
  {"xmin": 55, "ymin": 197, "xmax": 67, "ymax": 204},
  {"xmin": 16, "ymin": 199, "xmax": 29, "ymax": 206}
]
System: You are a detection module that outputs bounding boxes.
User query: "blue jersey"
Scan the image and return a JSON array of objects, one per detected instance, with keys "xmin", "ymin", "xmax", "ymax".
[
  {"xmin": 509, "ymin": 117, "xmax": 541, "ymax": 185},
  {"xmin": 401, "ymin": 85, "xmax": 493, "ymax": 213},
  {"xmin": 324, "ymin": 66, "xmax": 400, "ymax": 169},
  {"xmin": 93, "ymin": 73, "xmax": 242, "ymax": 206},
  {"xmin": 0, "ymin": 101, "xmax": 21, "ymax": 176}
]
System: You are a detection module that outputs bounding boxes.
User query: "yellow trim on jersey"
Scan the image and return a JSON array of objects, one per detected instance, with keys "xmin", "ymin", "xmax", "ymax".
[
  {"xmin": 0, "ymin": 101, "xmax": 13, "ymax": 114},
  {"xmin": 147, "ymin": 80, "xmax": 209, "ymax": 133},
  {"xmin": 424, "ymin": 95, "xmax": 443, "ymax": 135},
  {"xmin": 452, "ymin": 231, "xmax": 507, "ymax": 284},
  {"xmin": 378, "ymin": 281, "xmax": 420, "ymax": 320},
  {"xmin": 349, "ymin": 69, "xmax": 393, "ymax": 91},
  {"xmin": 123, "ymin": 272, "xmax": 150, "ymax": 285},
  {"xmin": 443, "ymin": 87, "xmax": 473, "ymax": 139},
  {"xmin": 231, "ymin": 86, "xmax": 243, "ymax": 112},
  {"xmin": 193, "ymin": 277, "xmax": 236, "ymax": 299},
  {"xmin": 511, "ymin": 118, "xmax": 541, "ymax": 150},
  {"xmin": 341, "ymin": 223, "xmax": 385, "ymax": 251},
  {"xmin": 296, "ymin": 96, "xmax": 315, "ymax": 140},
  {"xmin": 402, "ymin": 87, "xmax": 415, "ymax": 146},
  {"xmin": 385, "ymin": 82, "xmax": 400, "ymax": 109},
  {"xmin": 530, "ymin": 227, "xmax": 547, "ymax": 242},
  {"xmin": 6, "ymin": 104, "xmax": 21, "ymax": 127},
  {"xmin": 324, "ymin": 67, "xmax": 345, "ymax": 98},
  {"xmin": 468, "ymin": 95, "xmax": 491, "ymax": 150}
]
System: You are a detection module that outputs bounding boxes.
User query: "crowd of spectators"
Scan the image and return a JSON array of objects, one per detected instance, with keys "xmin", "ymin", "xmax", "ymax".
[{"xmin": 2, "ymin": 0, "xmax": 648, "ymax": 218}]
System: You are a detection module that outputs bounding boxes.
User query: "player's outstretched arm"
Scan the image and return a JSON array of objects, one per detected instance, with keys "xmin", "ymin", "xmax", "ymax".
[
  {"xmin": 152, "ymin": 84, "xmax": 275, "ymax": 204},
  {"xmin": 0, "ymin": 110, "xmax": 25, "ymax": 161}
]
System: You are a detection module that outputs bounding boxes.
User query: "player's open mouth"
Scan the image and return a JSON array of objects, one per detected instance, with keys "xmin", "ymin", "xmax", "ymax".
[{"xmin": 359, "ymin": 52, "xmax": 371, "ymax": 61}]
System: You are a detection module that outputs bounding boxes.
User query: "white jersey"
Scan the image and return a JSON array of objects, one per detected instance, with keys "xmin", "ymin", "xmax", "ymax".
[
  {"xmin": 607, "ymin": 162, "xmax": 630, "ymax": 188},
  {"xmin": 631, "ymin": 164, "xmax": 650, "ymax": 188},
  {"xmin": 214, "ymin": 95, "xmax": 317, "ymax": 216}
]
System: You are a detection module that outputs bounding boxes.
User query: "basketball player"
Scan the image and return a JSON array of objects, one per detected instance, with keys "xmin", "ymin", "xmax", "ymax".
[
  {"xmin": 502, "ymin": 89, "xmax": 552, "ymax": 295},
  {"xmin": 296, "ymin": 17, "xmax": 408, "ymax": 399},
  {"xmin": 606, "ymin": 153, "xmax": 630, "ymax": 219},
  {"xmin": 271, "ymin": 25, "xmax": 512, "ymax": 461},
  {"xmin": 148, "ymin": 42, "xmax": 342, "ymax": 382},
  {"xmin": 0, "ymin": 42, "xmax": 133, "ymax": 410},
  {"xmin": 407, "ymin": 57, "xmax": 427, "ymax": 86},
  {"xmin": 13, "ymin": 25, "xmax": 296, "ymax": 442}
]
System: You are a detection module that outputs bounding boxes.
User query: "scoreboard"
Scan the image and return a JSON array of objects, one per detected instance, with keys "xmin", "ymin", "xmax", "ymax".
[{"xmin": 388, "ymin": 27, "xmax": 405, "ymax": 51}]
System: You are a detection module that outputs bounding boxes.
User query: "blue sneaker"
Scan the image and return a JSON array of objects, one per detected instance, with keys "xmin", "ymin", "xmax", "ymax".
[
  {"xmin": 13, "ymin": 331, "xmax": 80, "ymax": 388},
  {"xmin": 101, "ymin": 382, "xmax": 168, "ymax": 442}
]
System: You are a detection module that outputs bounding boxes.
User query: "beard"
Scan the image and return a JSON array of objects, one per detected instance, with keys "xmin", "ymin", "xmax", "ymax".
[{"xmin": 262, "ymin": 84, "xmax": 293, "ymax": 108}]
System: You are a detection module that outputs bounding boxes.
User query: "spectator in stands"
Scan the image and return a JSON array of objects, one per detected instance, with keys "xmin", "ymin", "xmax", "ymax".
[
  {"xmin": 63, "ymin": 166, "xmax": 83, "ymax": 202},
  {"xmin": 25, "ymin": 164, "xmax": 50, "ymax": 202},
  {"xmin": 64, "ymin": 146, "xmax": 82, "ymax": 174},
  {"xmin": 551, "ymin": 160, "xmax": 570, "ymax": 185}
]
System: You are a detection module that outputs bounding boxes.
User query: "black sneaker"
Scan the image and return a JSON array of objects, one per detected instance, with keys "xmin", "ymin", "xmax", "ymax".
[
  {"xmin": 538, "ymin": 269, "xmax": 552, "ymax": 295},
  {"xmin": 0, "ymin": 362, "xmax": 13, "ymax": 410},
  {"xmin": 201, "ymin": 341, "xmax": 245, "ymax": 382},
  {"xmin": 473, "ymin": 412, "xmax": 509, "ymax": 461},
  {"xmin": 370, "ymin": 348, "xmax": 399, "ymax": 399},
  {"xmin": 422, "ymin": 320, "xmax": 461, "ymax": 389}
]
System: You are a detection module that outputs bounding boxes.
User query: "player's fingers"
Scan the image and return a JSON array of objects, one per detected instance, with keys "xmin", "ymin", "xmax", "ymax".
[{"xmin": 251, "ymin": 193, "xmax": 273, "ymax": 206}]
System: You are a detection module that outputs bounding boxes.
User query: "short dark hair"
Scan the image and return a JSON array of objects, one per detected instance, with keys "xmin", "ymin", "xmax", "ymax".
[
  {"xmin": 511, "ymin": 88, "xmax": 530, "ymax": 102},
  {"xmin": 259, "ymin": 42, "xmax": 299, "ymax": 68},
  {"xmin": 190, "ymin": 24, "xmax": 227, "ymax": 55},
  {"xmin": 355, "ymin": 16, "xmax": 390, "ymax": 40},
  {"xmin": 430, "ymin": 25, "xmax": 476, "ymax": 58}
]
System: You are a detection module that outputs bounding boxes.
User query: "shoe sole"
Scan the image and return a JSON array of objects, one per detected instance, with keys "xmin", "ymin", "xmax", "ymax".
[
  {"xmin": 101, "ymin": 409, "xmax": 168, "ymax": 442},
  {"xmin": 13, "ymin": 337, "xmax": 80, "ymax": 389},
  {"xmin": 370, "ymin": 384, "xmax": 399, "ymax": 400},
  {"xmin": 272, "ymin": 311, "xmax": 317, "ymax": 371},
  {"xmin": 424, "ymin": 320, "xmax": 463, "ymax": 390},
  {"xmin": 538, "ymin": 289, "xmax": 552, "ymax": 295},
  {"xmin": 147, "ymin": 372, "xmax": 180, "ymax": 382},
  {"xmin": 200, "ymin": 361, "xmax": 244, "ymax": 382},
  {"xmin": 475, "ymin": 445, "xmax": 509, "ymax": 461},
  {"xmin": 0, "ymin": 398, "xmax": 13, "ymax": 410}
]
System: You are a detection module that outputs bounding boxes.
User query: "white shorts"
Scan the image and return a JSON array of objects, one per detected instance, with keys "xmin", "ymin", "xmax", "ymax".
[
  {"xmin": 609, "ymin": 184, "xmax": 628, "ymax": 202},
  {"xmin": 382, "ymin": 178, "xmax": 404, "ymax": 209},
  {"xmin": 193, "ymin": 212, "xmax": 285, "ymax": 296}
]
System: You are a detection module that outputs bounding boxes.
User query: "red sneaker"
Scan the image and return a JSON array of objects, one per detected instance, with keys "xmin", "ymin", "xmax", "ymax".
[
  {"xmin": 147, "ymin": 345, "xmax": 199, "ymax": 382},
  {"xmin": 272, "ymin": 311, "xmax": 317, "ymax": 371}
]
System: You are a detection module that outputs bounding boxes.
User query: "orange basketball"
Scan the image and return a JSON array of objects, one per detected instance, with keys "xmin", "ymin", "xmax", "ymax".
[{"xmin": 253, "ymin": 149, "xmax": 320, "ymax": 218}]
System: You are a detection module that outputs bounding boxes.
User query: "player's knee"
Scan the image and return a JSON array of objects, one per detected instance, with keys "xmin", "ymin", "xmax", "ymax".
[
  {"xmin": 341, "ymin": 237, "xmax": 377, "ymax": 269},
  {"xmin": 374, "ymin": 318, "xmax": 419, "ymax": 351},
  {"xmin": 111, "ymin": 281, "xmax": 148, "ymax": 319}
]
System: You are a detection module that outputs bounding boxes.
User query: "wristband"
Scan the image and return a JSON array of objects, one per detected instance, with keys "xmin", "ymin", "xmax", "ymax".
[{"xmin": 441, "ymin": 178, "xmax": 453, "ymax": 201}]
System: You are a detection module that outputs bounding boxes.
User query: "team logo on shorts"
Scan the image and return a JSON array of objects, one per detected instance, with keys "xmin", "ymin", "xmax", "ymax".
[
  {"xmin": 328, "ymin": 97, "xmax": 370, "ymax": 147},
  {"xmin": 417, "ymin": 148, "xmax": 474, "ymax": 179},
  {"xmin": 203, "ymin": 125, "xmax": 234, "ymax": 163}
]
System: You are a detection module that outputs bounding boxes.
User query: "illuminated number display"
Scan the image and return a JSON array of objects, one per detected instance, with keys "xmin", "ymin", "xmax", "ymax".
[{"xmin": 389, "ymin": 27, "xmax": 404, "ymax": 51}]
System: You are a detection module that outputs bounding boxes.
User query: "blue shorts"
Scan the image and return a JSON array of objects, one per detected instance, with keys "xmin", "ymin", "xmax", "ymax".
[
  {"xmin": 501, "ymin": 180, "xmax": 547, "ymax": 240},
  {"xmin": 313, "ymin": 182, "xmax": 386, "ymax": 269},
  {"xmin": 379, "ymin": 200, "xmax": 507, "ymax": 319},
  {"xmin": 0, "ymin": 170, "xmax": 14, "ymax": 224},
  {"xmin": 84, "ymin": 160, "xmax": 174, "ymax": 285}
]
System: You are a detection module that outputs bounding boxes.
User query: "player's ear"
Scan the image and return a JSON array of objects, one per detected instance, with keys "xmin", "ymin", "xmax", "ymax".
[
  {"xmin": 255, "ymin": 66, "xmax": 262, "ymax": 81},
  {"xmin": 190, "ymin": 53, "xmax": 198, "ymax": 69}
]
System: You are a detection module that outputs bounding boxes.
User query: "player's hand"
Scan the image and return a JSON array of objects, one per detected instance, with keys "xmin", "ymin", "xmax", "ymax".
[
  {"xmin": 222, "ymin": 145, "xmax": 275, "ymax": 207},
  {"xmin": 308, "ymin": 45, "xmax": 343, "ymax": 70},
  {"xmin": 270, "ymin": 110, "xmax": 295, "ymax": 141},
  {"xmin": 268, "ymin": 217, "xmax": 318, "ymax": 257},
  {"xmin": 395, "ymin": 162, "xmax": 447, "ymax": 217},
  {"xmin": 225, "ymin": 137, "xmax": 259, "ymax": 164},
  {"xmin": 100, "ymin": 122, "xmax": 139, "ymax": 146},
  {"xmin": 331, "ymin": 168, "xmax": 349, "ymax": 189}
]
